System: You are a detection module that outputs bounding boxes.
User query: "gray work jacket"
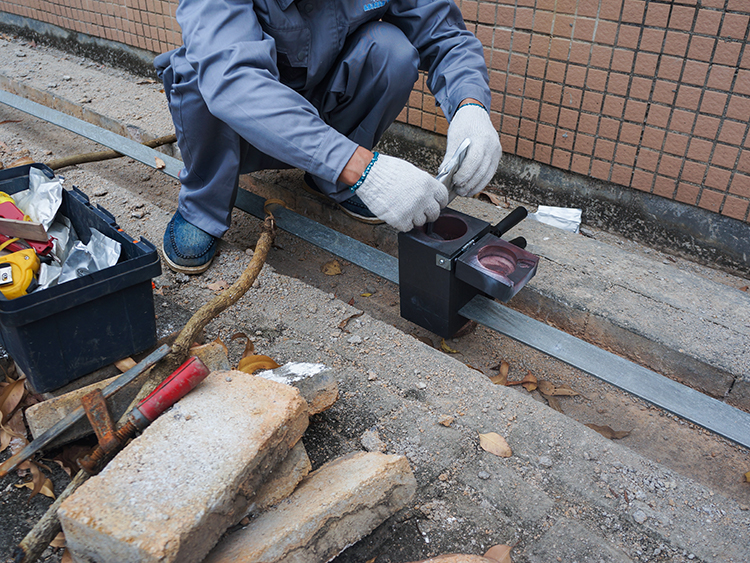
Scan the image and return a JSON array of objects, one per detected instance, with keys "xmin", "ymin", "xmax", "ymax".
[{"xmin": 175, "ymin": 0, "xmax": 491, "ymax": 185}]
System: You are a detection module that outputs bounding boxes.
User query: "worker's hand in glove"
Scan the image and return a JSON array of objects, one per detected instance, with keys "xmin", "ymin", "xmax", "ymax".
[
  {"xmin": 441, "ymin": 103, "xmax": 502, "ymax": 198},
  {"xmin": 355, "ymin": 154, "xmax": 449, "ymax": 232}
]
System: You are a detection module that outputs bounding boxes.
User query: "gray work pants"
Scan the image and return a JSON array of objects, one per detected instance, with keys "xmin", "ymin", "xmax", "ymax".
[{"xmin": 155, "ymin": 21, "xmax": 420, "ymax": 237}]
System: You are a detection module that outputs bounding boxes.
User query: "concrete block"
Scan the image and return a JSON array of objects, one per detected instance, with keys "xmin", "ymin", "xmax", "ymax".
[
  {"xmin": 253, "ymin": 441, "xmax": 311, "ymax": 513},
  {"xmin": 58, "ymin": 371, "xmax": 308, "ymax": 563},
  {"xmin": 204, "ymin": 451, "xmax": 416, "ymax": 563}
]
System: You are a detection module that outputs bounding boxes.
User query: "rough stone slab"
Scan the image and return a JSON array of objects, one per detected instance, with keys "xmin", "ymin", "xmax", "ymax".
[
  {"xmin": 204, "ymin": 451, "xmax": 416, "ymax": 563},
  {"xmin": 253, "ymin": 441, "xmax": 311, "ymax": 513},
  {"xmin": 257, "ymin": 362, "xmax": 339, "ymax": 414},
  {"xmin": 58, "ymin": 370, "xmax": 308, "ymax": 563}
]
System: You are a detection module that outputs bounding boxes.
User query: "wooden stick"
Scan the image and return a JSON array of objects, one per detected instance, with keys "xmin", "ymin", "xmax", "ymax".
[
  {"xmin": 116, "ymin": 213, "xmax": 277, "ymax": 423},
  {"xmin": 13, "ymin": 470, "xmax": 88, "ymax": 563},
  {"xmin": 46, "ymin": 134, "xmax": 177, "ymax": 170}
]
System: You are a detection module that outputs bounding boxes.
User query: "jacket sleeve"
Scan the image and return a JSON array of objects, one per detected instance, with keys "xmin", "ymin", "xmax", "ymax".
[
  {"xmin": 384, "ymin": 0, "xmax": 491, "ymax": 121},
  {"xmin": 176, "ymin": 0, "xmax": 358, "ymax": 185}
]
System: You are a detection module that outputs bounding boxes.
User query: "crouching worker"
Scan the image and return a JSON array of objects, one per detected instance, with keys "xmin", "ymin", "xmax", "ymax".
[{"xmin": 155, "ymin": 0, "xmax": 502, "ymax": 274}]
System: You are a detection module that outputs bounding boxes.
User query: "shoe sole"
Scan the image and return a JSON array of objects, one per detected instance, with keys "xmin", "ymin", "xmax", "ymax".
[
  {"xmin": 161, "ymin": 244, "xmax": 214, "ymax": 275},
  {"xmin": 299, "ymin": 177, "xmax": 385, "ymax": 225}
]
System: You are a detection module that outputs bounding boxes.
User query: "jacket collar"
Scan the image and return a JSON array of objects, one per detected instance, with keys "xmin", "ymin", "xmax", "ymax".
[{"xmin": 276, "ymin": 0, "xmax": 295, "ymax": 10}]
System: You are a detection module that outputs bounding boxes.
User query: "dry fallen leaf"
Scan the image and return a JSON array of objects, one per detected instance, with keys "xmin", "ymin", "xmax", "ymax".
[
  {"xmin": 16, "ymin": 476, "xmax": 55, "ymax": 499},
  {"xmin": 321, "ymin": 260, "xmax": 342, "ymax": 275},
  {"xmin": 411, "ymin": 334, "xmax": 434, "ymax": 348},
  {"xmin": 1, "ymin": 409, "xmax": 26, "ymax": 453},
  {"xmin": 62, "ymin": 549, "xmax": 74, "ymax": 563},
  {"xmin": 361, "ymin": 292, "xmax": 373, "ymax": 297},
  {"xmin": 207, "ymin": 279, "xmax": 229, "ymax": 292},
  {"xmin": 50, "ymin": 532, "xmax": 66, "ymax": 548},
  {"xmin": 154, "ymin": 156, "xmax": 166, "ymax": 169},
  {"xmin": 476, "ymin": 192, "xmax": 510, "ymax": 208},
  {"xmin": 479, "ymin": 432, "xmax": 512, "ymax": 458},
  {"xmin": 114, "ymin": 357, "xmax": 136, "ymax": 372},
  {"xmin": 489, "ymin": 374, "xmax": 507, "ymax": 385},
  {"xmin": 438, "ymin": 415, "xmax": 454, "ymax": 427},
  {"xmin": 744, "ymin": 470, "xmax": 750, "ymax": 483},
  {"xmin": 506, "ymin": 371, "xmax": 537, "ymax": 392},
  {"xmin": 440, "ymin": 339, "xmax": 459, "ymax": 354},
  {"xmin": 585, "ymin": 423, "xmax": 631, "ymax": 440},
  {"xmin": 484, "ymin": 544, "xmax": 513, "ymax": 563},
  {"xmin": 544, "ymin": 394, "xmax": 564, "ymax": 413},
  {"xmin": 339, "ymin": 311, "xmax": 364, "ymax": 332},
  {"xmin": 489, "ymin": 360, "xmax": 510, "ymax": 385},
  {"xmin": 238, "ymin": 354, "xmax": 280, "ymax": 375},
  {"xmin": 740, "ymin": 286, "xmax": 748, "ymax": 292},
  {"xmin": 537, "ymin": 380, "xmax": 579, "ymax": 397},
  {"xmin": 0, "ymin": 377, "xmax": 26, "ymax": 423},
  {"xmin": 231, "ymin": 332, "xmax": 255, "ymax": 358}
]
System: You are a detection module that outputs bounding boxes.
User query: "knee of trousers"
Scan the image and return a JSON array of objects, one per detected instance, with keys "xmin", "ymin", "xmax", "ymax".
[{"xmin": 359, "ymin": 22, "xmax": 419, "ymax": 97}]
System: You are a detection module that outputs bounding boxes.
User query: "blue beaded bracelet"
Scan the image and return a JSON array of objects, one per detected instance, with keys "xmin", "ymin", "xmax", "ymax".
[
  {"xmin": 351, "ymin": 151, "xmax": 379, "ymax": 192},
  {"xmin": 458, "ymin": 102, "xmax": 486, "ymax": 112}
]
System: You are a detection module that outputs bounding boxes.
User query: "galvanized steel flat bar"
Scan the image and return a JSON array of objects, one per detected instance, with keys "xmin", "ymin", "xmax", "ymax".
[
  {"xmin": 4, "ymin": 88, "xmax": 749, "ymax": 449},
  {"xmin": 459, "ymin": 296, "xmax": 750, "ymax": 449},
  {"xmin": 234, "ymin": 189, "xmax": 399, "ymax": 284},
  {"xmin": 0, "ymin": 89, "xmax": 183, "ymax": 179}
]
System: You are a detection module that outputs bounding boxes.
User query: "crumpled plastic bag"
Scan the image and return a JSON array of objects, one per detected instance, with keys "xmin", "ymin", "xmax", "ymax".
[
  {"xmin": 12, "ymin": 167, "xmax": 63, "ymax": 231},
  {"xmin": 58, "ymin": 229, "xmax": 121, "ymax": 284},
  {"xmin": 36, "ymin": 216, "xmax": 79, "ymax": 291},
  {"xmin": 528, "ymin": 205, "xmax": 582, "ymax": 234}
]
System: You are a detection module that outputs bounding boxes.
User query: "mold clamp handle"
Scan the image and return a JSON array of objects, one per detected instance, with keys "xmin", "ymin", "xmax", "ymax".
[{"xmin": 490, "ymin": 206, "xmax": 528, "ymax": 237}]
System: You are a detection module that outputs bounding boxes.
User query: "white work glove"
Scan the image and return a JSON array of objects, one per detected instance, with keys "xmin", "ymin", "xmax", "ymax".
[
  {"xmin": 441, "ymin": 104, "xmax": 502, "ymax": 197},
  {"xmin": 356, "ymin": 154, "xmax": 449, "ymax": 232}
]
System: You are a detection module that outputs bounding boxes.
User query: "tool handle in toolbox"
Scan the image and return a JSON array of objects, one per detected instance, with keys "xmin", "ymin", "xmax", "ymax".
[{"xmin": 135, "ymin": 356, "xmax": 210, "ymax": 423}]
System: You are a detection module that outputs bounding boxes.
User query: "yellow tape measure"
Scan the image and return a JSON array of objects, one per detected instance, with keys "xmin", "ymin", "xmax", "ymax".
[{"xmin": 0, "ymin": 249, "xmax": 40, "ymax": 299}]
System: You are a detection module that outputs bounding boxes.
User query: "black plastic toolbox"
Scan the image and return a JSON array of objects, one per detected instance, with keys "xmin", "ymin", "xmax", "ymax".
[{"xmin": 0, "ymin": 163, "xmax": 161, "ymax": 393}]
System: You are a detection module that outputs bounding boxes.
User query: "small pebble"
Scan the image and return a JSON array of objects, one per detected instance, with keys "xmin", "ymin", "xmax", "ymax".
[
  {"xmin": 478, "ymin": 471, "xmax": 491, "ymax": 480},
  {"xmin": 348, "ymin": 335, "xmax": 362, "ymax": 344},
  {"xmin": 632, "ymin": 510, "xmax": 647, "ymax": 524},
  {"xmin": 438, "ymin": 415, "xmax": 454, "ymax": 427},
  {"xmin": 539, "ymin": 456, "xmax": 553, "ymax": 467},
  {"xmin": 225, "ymin": 376, "xmax": 232, "ymax": 382},
  {"xmin": 416, "ymin": 382, "xmax": 427, "ymax": 389},
  {"xmin": 131, "ymin": 210, "xmax": 144, "ymax": 219},
  {"xmin": 93, "ymin": 188, "xmax": 108, "ymax": 196}
]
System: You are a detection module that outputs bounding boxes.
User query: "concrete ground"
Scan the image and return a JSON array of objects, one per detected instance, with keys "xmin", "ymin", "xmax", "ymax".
[{"xmin": 0, "ymin": 34, "xmax": 749, "ymax": 563}]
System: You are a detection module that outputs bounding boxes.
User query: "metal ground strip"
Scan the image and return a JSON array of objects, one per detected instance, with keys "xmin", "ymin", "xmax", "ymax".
[
  {"xmin": 3, "ymin": 88, "xmax": 749, "ymax": 449},
  {"xmin": 460, "ymin": 296, "xmax": 750, "ymax": 448}
]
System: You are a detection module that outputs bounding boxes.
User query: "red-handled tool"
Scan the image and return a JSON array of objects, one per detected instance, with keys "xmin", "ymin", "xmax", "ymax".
[
  {"xmin": 79, "ymin": 356, "xmax": 210, "ymax": 474},
  {"xmin": 130, "ymin": 355, "xmax": 210, "ymax": 428}
]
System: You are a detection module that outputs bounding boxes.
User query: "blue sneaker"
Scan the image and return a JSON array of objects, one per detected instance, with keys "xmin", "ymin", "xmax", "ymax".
[
  {"xmin": 302, "ymin": 173, "xmax": 384, "ymax": 225},
  {"xmin": 162, "ymin": 210, "xmax": 218, "ymax": 274}
]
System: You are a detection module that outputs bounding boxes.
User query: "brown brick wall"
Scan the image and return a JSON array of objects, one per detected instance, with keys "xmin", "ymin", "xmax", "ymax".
[{"xmin": 3, "ymin": 0, "xmax": 749, "ymax": 224}]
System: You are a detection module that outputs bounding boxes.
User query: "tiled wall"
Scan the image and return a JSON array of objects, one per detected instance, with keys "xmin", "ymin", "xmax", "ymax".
[{"xmin": 3, "ymin": 0, "xmax": 749, "ymax": 224}]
